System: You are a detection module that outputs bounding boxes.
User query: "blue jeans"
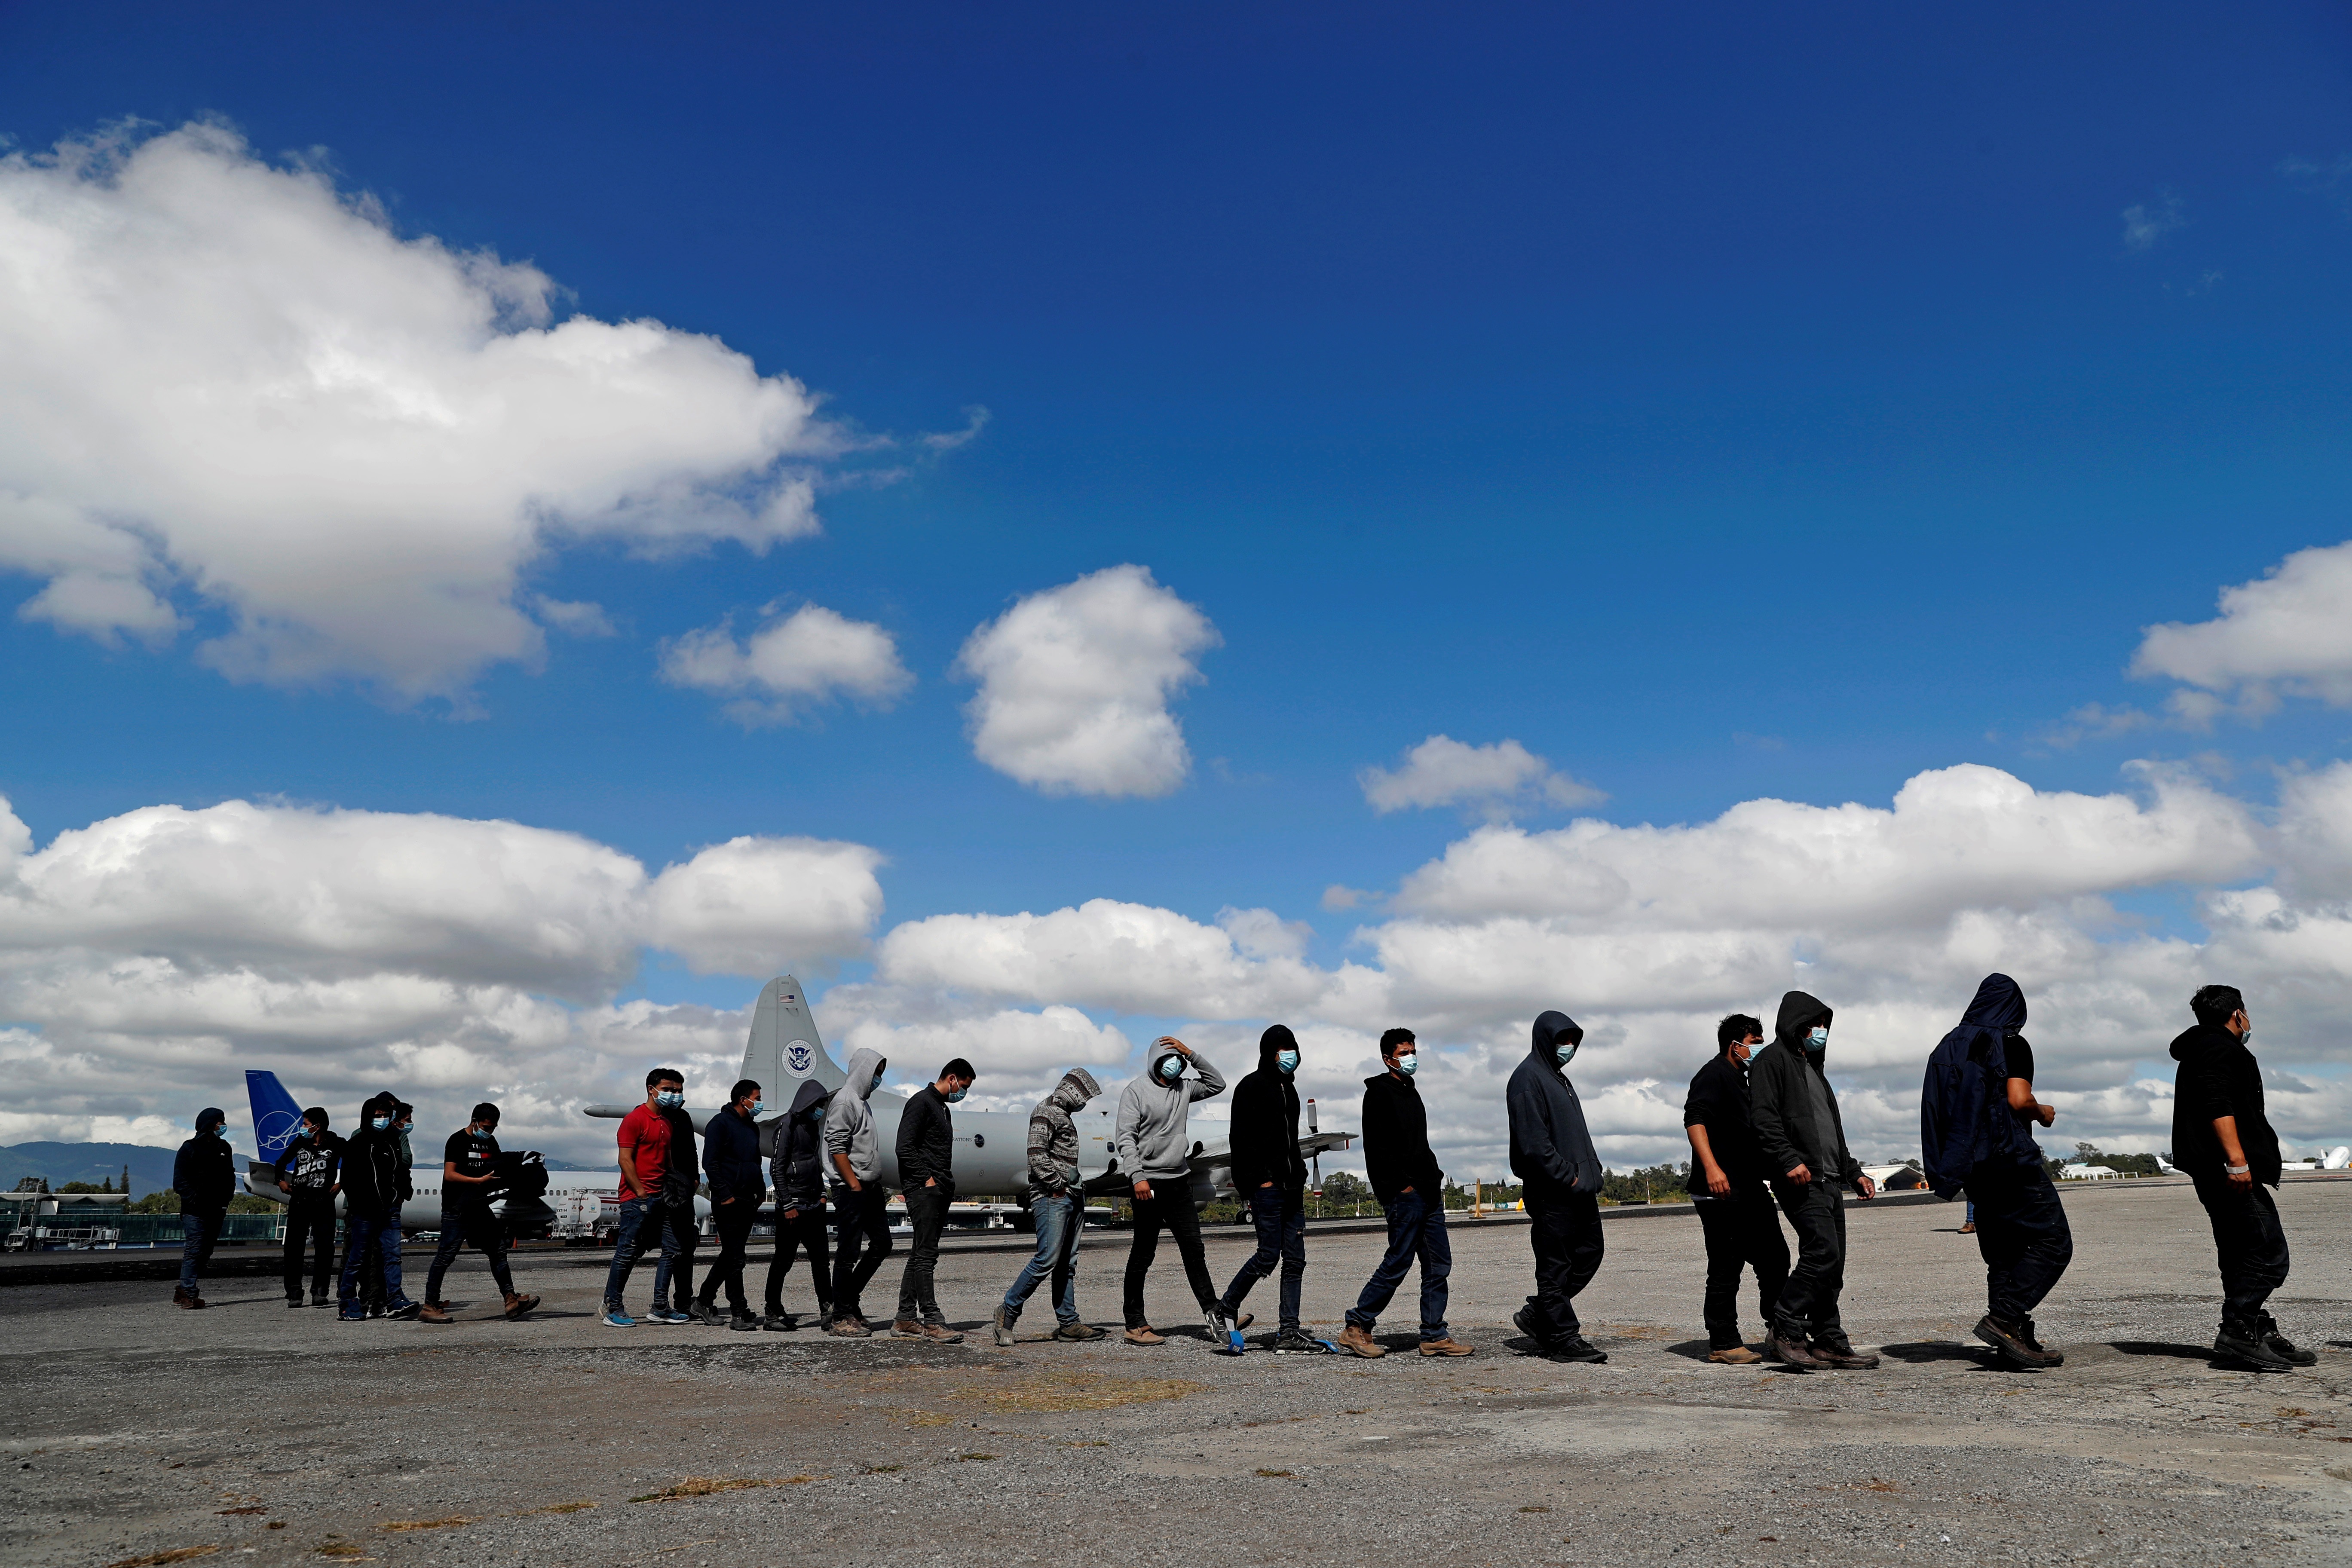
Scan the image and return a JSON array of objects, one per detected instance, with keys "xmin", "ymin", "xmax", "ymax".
[
  {"xmin": 1218, "ymin": 1182, "xmax": 1306, "ymax": 1332},
  {"xmin": 1346, "ymin": 1188, "xmax": 1452, "ymax": 1340},
  {"xmin": 338, "ymin": 1212, "xmax": 408, "ymax": 1308},
  {"xmin": 603, "ymin": 1195, "xmax": 695, "ymax": 1312},
  {"xmin": 177, "ymin": 1208, "xmax": 224, "ymax": 1293},
  {"xmin": 1002, "ymin": 1191, "xmax": 1083, "ymax": 1328}
]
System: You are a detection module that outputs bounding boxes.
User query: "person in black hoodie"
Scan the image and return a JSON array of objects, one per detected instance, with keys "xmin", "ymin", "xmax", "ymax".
[
  {"xmin": 1507, "ymin": 1011, "xmax": 1609, "ymax": 1363},
  {"xmin": 1749, "ymin": 991, "xmax": 1877, "ymax": 1371},
  {"xmin": 763, "ymin": 1080, "xmax": 833, "ymax": 1330},
  {"xmin": 1214, "ymin": 1025, "xmax": 1317, "ymax": 1351},
  {"xmin": 893, "ymin": 1058, "xmax": 974, "ymax": 1342},
  {"xmin": 338, "ymin": 1092, "xmax": 421, "ymax": 1321},
  {"xmin": 1341, "ymin": 1028, "xmax": 1472, "ymax": 1358},
  {"xmin": 1682, "ymin": 1014, "xmax": 1789, "ymax": 1364},
  {"xmin": 693, "ymin": 1079, "xmax": 768, "ymax": 1330},
  {"xmin": 2171, "ymin": 984, "xmax": 2310, "ymax": 1372},
  {"xmin": 172, "ymin": 1106, "xmax": 238, "ymax": 1309},
  {"xmin": 271, "ymin": 1108, "xmax": 343, "ymax": 1309}
]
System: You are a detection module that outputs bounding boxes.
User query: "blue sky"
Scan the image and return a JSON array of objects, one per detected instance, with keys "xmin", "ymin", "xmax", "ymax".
[{"xmin": 3, "ymin": 3, "xmax": 2352, "ymax": 1168}]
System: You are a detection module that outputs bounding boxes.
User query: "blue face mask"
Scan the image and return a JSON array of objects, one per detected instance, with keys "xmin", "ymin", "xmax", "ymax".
[
  {"xmin": 208, "ymin": 1124, "xmax": 228, "ymax": 1139},
  {"xmin": 371, "ymin": 1116, "xmax": 391, "ymax": 1131},
  {"xmin": 470, "ymin": 1127, "xmax": 494, "ymax": 1141},
  {"xmin": 656, "ymin": 1090, "xmax": 684, "ymax": 1109},
  {"xmin": 1554, "ymin": 1039, "xmax": 1578, "ymax": 1065},
  {"xmin": 1805, "ymin": 1026, "xmax": 1829, "ymax": 1054},
  {"xmin": 297, "ymin": 1125, "xmax": 317, "ymax": 1140},
  {"xmin": 1276, "ymin": 1049, "xmax": 1299, "ymax": 1074},
  {"xmin": 945, "ymin": 1086, "xmax": 967, "ymax": 1104},
  {"xmin": 1393, "ymin": 1054, "xmax": 1417, "ymax": 1077},
  {"xmin": 748, "ymin": 1100, "xmax": 764, "ymax": 1116},
  {"xmin": 870, "ymin": 1072, "xmax": 885, "ymax": 1095},
  {"xmin": 1158, "ymin": 1057, "xmax": 1185, "ymax": 1083}
]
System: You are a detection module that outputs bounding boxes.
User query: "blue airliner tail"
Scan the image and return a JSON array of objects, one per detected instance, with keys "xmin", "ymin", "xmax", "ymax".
[{"xmin": 244, "ymin": 1069, "xmax": 305, "ymax": 1164}]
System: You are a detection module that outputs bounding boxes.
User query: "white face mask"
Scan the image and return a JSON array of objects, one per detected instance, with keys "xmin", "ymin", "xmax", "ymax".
[{"xmin": 1393, "ymin": 1054, "xmax": 1417, "ymax": 1076}]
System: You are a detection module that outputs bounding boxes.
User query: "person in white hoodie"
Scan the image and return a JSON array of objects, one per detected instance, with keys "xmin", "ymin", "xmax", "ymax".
[
  {"xmin": 1115, "ymin": 1038, "xmax": 1230, "ymax": 1346},
  {"xmin": 824, "ymin": 1047, "xmax": 892, "ymax": 1338}
]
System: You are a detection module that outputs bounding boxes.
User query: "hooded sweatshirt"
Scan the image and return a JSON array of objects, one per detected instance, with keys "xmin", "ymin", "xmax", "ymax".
[
  {"xmin": 1362, "ymin": 1066, "xmax": 1442, "ymax": 1204},
  {"xmin": 1114, "ymin": 1045, "xmax": 1226, "ymax": 1186},
  {"xmin": 1507, "ymin": 1011, "xmax": 1603, "ymax": 1195},
  {"xmin": 2170, "ymin": 1021, "xmax": 2280, "ymax": 1185},
  {"xmin": 772, "ymin": 1081, "xmax": 834, "ymax": 1208},
  {"xmin": 173, "ymin": 1124, "xmax": 237, "ymax": 1214},
  {"xmin": 341, "ymin": 1116, "xmax": 407, "ymax": 1219},
  {"xmin": 1229, "ymin": 1025, "xmax": 1308, "ymax": 1191},
  {"xmin": 1920, "ymin": 973, "xmax": 2043, "ymax": 1196},
  {"xmin": 1026, "ymin": 1068, "xmax": 1103, "ymax": 1202},
  {"xmin": 1749, "ymin": 990, "xmax": 1861, "ymax": 1190},
  {"xmin": 824, "ymin": 1047, "xmax": 889, "ymax": 1185}
]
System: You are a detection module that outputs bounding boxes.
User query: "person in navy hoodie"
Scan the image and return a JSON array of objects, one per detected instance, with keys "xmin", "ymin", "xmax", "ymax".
[{"xmin": 1506, "ymin": 1011, "xmax": 1608, "ymax": 1363}]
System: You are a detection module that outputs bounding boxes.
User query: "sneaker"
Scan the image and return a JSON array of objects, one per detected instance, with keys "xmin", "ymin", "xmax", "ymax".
[
  {"xmin": 418, "ymin": 1302, "xmax": 455, "ymax": 1324},
  {"xmin": 1511, "ymin": 1307, "xmax": 1555, "ymax": 1351},
  {"xmin": 1768, "ymin": 1332, "xmax": 1821, "ymax": 1372},
  {"xmin": 1272, "ymin": 1327, "xmax": 1334, "ymax": 1354},
  {"xmin": 1418, "ymin": 1336, "xmax": 1474, "ymax": 1357},
  {"xmin": 1808, "ymin": 1338, "xmax": 1880, "ymax": 1369},
  {"xmin": 1975, "ymin": 1313, "xmax": 2058, "ymax": 1369},
  {"xmin": 1124, "ymin": 1325, "xmax": 1165, "ymax": 1346},
  {"xmin": 921, "ymin": 1322, "xmax": 965, "ymax": 1344},
  {"xmin": 761, "ymin": 1312, "xmax": 796, "ymax": 1332},
  {"xmin": 600, "ymin": 1307, "xmax": 637, "ymax": 1328},
  {"xmin": 1204, "ymin": 1305, "xmax": 1233, "ymax": 1343},
  {"xmin": 504, "ymin": 1292, "xmax": 542, "ymax": 1320},
  {"xmin": 285, "ymin": 1295, "xmax": 306, "ymax": 1310},
  {"xmin": 2215, "ymin": 1320, "xmax": 2299, "ymax": 1372},
  {"xmin": 687, "ymin": 1300, "xmax": 723, "ymax": 1326},
  {"xmin": 1335, "ymin": 1323, "xmax": 1387, "ymax": 1358},
  {"xmin": 1544, "ymin": 1333, "xmax": 1608, "ymax": 1364},
  {"xmin": 645, "ymin": 1308, "xmax": 691, "ymax": 1326},
  {"xmin": 2256, "ymin": 1313, "xmax": 2317, "ymax": 1366},
  {"xmin": 829, "ymin": 1314, "xmax": 873, "ymax": 1338},
  {"xmin": 339, "ymin": 1303, "xmax": 368, "ymax": 1323},
  {"xmin": 891, "ymin": 1318, "xmax": 925, "ymax": 1338},
  {"xmin": 992, "ymin": 1306, "xmax": 1017, "ymax": 1348},
  {"xmin": 1706, "ymin": 1345, "xmax": 1764, "ymax": 1365},
  {"xmin": 386, "ymin": 1299, "xmax": 423, "ymax": 1322},
  {"xmin": 728, "ymin": 1312, "xmax": 761, "ymax": 1332},
  {"xmin": 310, "ymin": 1292, "xmax": 331, "ymax": 1308},
  {"xmin": 1054, "ymin": 1322, "xmax": 1106, "ymax": 1341}
]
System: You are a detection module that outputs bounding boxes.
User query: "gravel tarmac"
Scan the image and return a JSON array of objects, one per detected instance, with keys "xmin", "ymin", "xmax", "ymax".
[{"xmin": 5, "ymin": 1177, "xmax": 2350, "ymax": 1568}]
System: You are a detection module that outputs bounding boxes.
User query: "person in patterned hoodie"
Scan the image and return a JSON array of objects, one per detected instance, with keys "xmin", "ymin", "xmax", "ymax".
[{"xmin": 994, "ymin": 1068, "xmax": 1105, "ymax": 1345}]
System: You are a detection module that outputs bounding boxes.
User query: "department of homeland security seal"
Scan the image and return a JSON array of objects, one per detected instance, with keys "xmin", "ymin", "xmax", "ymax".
[{"xmin": 785, "ymin": 1040, "xmax": 815, "ymax": 1076}]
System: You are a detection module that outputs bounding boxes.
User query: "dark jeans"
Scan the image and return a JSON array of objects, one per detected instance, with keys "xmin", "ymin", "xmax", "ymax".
[
  {"xmin": 1696, "ymin": 1186, "xmax": 1790, "ymax": 1348},
  {"xmin": 2194, "ymin": 1175, "xmax": 2292, "ymax": 1324},
  {"xmin": 424, "ymin": 1205, "xmax": 514, "ymax": 1303},
  {"xmin": 829, "ymin": 1182, "xmax": 895, "ymax": 1319},
  {"xmin": 897, "ymin": 1182, "xmax": 952, "ymax": 1323},
  {"xmin": 1219, "ymin": 1182, "xmax": 1307, "ymax": 1331},
  {"xmin": 1346, "ymin": 1187, "xmax": 1452, "ymax": 1339},
  {"xmin": 603, "ymin": 1195, "xmax": 696, "ymax": 1312},
  {"xmin": 1772, "ymin": 1180, "xmax": 1848, "ymax": 1342},
  {"xmin": 698, "ymin": 1200, "xmax": 760, "ymax": 1315},
  {"xmin": 1123, "ymin": 1185, "xmax": 1219, "ymax": 1329},
  {"xmin": 764, "ymin": 1201, "xmax": 832, "ymax": 1317},
  {"xmin": 1971, "ymin": 1168, "xmax": 2073, "ymax": 1323},
  {"xmin": 338, "ymin": 1211, "xmax": 407, "ymax": 1308},
  {"xmin": 282, "ymin": 1199, "xmax": 337, "ymax": 1299},
  {"xmin": 178, "ymin": 1208, "xmax": 224, "ymax": 1293},
  {"xmin": 1002, "ymin": 1191, "xmax": 1083, "ymax": 1328},
  {"xmin": 1522, "ymin": 1184, "xmax": 1604, "ymax": 1341}
]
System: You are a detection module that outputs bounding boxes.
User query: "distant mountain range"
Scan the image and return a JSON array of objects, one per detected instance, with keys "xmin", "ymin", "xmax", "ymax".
[{"xmin": 3, "ymin": 1141, "xmax": 599, "ymax": 1197}]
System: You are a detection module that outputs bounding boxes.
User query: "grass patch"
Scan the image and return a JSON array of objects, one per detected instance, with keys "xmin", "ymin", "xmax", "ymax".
[
  {"xmin": 1519, "ymin": 1505, "xmax": 1551, "ymax": 1513},
  {"xmin": 215, "ymin": 1507, "xmax": 266, "ymax": 1516},
  {"xmin": 861, "ymin": 1464, "xmax": 904, "ymax": 1474},
  {"xmin": 522, "ymin": 1501, "xmax": 597, "ymax": 1516},
  {"xmin": 959, "ymin": 1452, "xmax": 997, "ymax": 1462},
  {"xmin": 380, "ymin": 1517, "xmax": 471, "ymax": 1532},
  {"xmin": 1255, "ymin": 1469, "xmax": 1292, "ymax": 1478},
  {"xmin": 106, "ymin": 1551, "xmax": 220, "ymax": 1568},
  {"xmin": 960, "ymin": 1371, "xmax": 1206, "ymax": 1412},
  {"xmin": 628, "ymin": 1478, "xmax": 770, "ymax": 1503},
  {"xmin": 314, "ymin": 1542, "xmax": 369, "ymax": 1561},
  {"xmin": 882, "ymin": 1409, "xmax": 962, "ymax": 1427}
]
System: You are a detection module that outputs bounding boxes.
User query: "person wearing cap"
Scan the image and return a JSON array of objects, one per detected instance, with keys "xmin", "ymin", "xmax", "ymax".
[
  {"xmin": 171, "ymin": 1107, "xmax": 238, "ymax": 1309},
  {"xmin": 419, "ymin": 1103, "xmax": 539, "ymax": 1324},
  {"xmin": 272, "ymin": 1107, "xmax": 344, "ymax": 1309}
]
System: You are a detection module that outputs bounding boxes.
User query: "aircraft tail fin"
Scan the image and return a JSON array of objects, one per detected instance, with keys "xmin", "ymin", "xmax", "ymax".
[
  {"xmin": 739, "ymin": 975, "xmax": 845, "ymax": 1100},
  {"xmin": 244, "ymin": 1069, "xmax": 305, "ymax": 1165}
]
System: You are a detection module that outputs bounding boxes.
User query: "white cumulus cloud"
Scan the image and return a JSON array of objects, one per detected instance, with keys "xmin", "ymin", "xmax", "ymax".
[
  {"xmin": 660, "ymin": 603, "xmax": 913, "ymax": 726},
  {"xmin": 2130, "ymin": 539, "xmax": 2352, "ymax": 720},
  {"xmin": 955, "ymin": 564, "xmax": 1218, "ymax": 797},
  {"xmin": 1359, "ymin": 735, "xmax": 1605, "ymax": 818},
  {"xmin": 0, "ymin": 122, "xmax": 844, "ymax": 703}
]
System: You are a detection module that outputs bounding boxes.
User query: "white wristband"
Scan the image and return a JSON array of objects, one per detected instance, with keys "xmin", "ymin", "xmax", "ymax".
[{"xmin": 2226, "ymin": 1163, "xmax": 2250, "ymax": 1175}]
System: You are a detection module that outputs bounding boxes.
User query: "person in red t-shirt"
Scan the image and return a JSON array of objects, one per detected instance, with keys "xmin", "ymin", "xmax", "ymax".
[{"xmin": 601, "ymin": 1067, "xmax": 700, "ymax": 1326}]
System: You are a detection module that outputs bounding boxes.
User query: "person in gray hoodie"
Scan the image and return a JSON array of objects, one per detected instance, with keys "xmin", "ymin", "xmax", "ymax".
[
  {"xmin": 1749, "ymin": 990, "xmax": 1878, "ymax": 1372},
  {"xmin": 763, "ymin": 1079, "xmax": 834, "ymax": 1330},
  {"xmin": 994, "ymin": 1067, "xmax": 1106, "ymax": 1345},
  {"xmin": 824, "ymin": 1047, "xmax": 892, "ymax": 1337},
  {"xmin": 1115, "ymin": 1038, "xmax": 1229, "ymax": 1345},
  {"xmin": 1506, "ymin": 1011, "xmax": 1609, "ymax": 1363}
]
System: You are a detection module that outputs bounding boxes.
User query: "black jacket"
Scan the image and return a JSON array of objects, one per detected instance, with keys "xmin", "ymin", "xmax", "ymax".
[
  {"xmin": 1362, "ymin": 1069, "xmax": 1442, "ymax": 1204},
  {"xmin": 1229, "ymin": 1025, "xmax": 1307, "ymax": 1191},
  {"xmin": 2170, "ymin": 1022, "xmax": 2280, "ymax": 1185},
  {"xmin": 1682, "ymin": 1052, "xmax": 1769, "ymax": 1187},
  {"xmin": 172, "ymin": 1133, "xmax": 237, "ymax": 1213},
  {"xmin": 896, "ymin": 1084, "xmax": 956, "ymax": 1194},
  {"xmin": 1749, "ymin": 990, "xmax": 1862, "ymax": 1190},
  {"xmin": 771, "ymin": 1081, "xmax": 833, "ymax": 1208},
  {"xmin": 340, "ymin": 1125, "xmax": 409, "ymax": 1218},
  {"xmin": 703, "ymin": 1105, "xmax": 766, "ymax": 1208},
  {"xmin": 1507, "ymin": 1011, "xmax": 1603, "ymax": 1195}
]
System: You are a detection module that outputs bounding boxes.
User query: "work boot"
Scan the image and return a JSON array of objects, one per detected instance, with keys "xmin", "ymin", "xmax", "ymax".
[
  {"xmin": 2256, "ymin": 1312, "xmax": 2317, "ymax": 1366},
  {"xmin": 172, "ymin": 1286, "xmax": 199, "ymax": 1310},
  {"xmin": 2014, "ymin": 1317, "xmax": 2064, "ymax": 1367},
  {"xmin": 1124, "ymin": 1325, "xmax": 1165, "ymax": 1346},
  {"xmin": 992, "ymin": 1306, "xmax": 1017, "ymax": 1348},
  {"xmin": 1975, "ymin": 1313, "xmax": 2058, "ymax": 1369},
  {"xmin": 1768, "ymin": 1331, "xmax": 1822, "ymax": 1371},
  {"xmin": 419, "ymin": 1302, "xmax": 455, "ymax": 1323},
  {"xmin": 1808, "ymin": 1338, "xmax": 1880, "ymax": 1369},
  {"xmin": 2215, "ymin": 1317, "xmax": 2299, "ymax": 1372},
  {"xmin": 1958, "ymin": 1221, "xmax": 1976, "ymax": 1234},
  {"xmin": 1419, "ymin": 1336, "xmax": 1474, "ymax": 1357},
  {"xmin": 891, "ymin": 1317, "xmax": 925, "ymax": 1338},
  {"xmin": 503, "ymin": 1291, "xmax": 541, "ymax": 1320},
  {"xmin": 687, "ymin": 1299, "xmax": 722, "ymax": 1327},
  {"xmin": 1706, "ymin": 1344, "xmax": 1764, "ymax": 1365},
  {"xmin": 1335, "ymin": 1323, "xmax": 1387, "ymax": 1358},
  {"xmin": 1054, "ymin": 1321, "xmax": 1106, "ymax": 1341},
  {"xmin": 921, "ymin": 1322, "xmax": 965, "ymax": 1343},
  {"xmin": 829, "ymin": 1313, "xmax": 872, "ymax": 1338}
]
